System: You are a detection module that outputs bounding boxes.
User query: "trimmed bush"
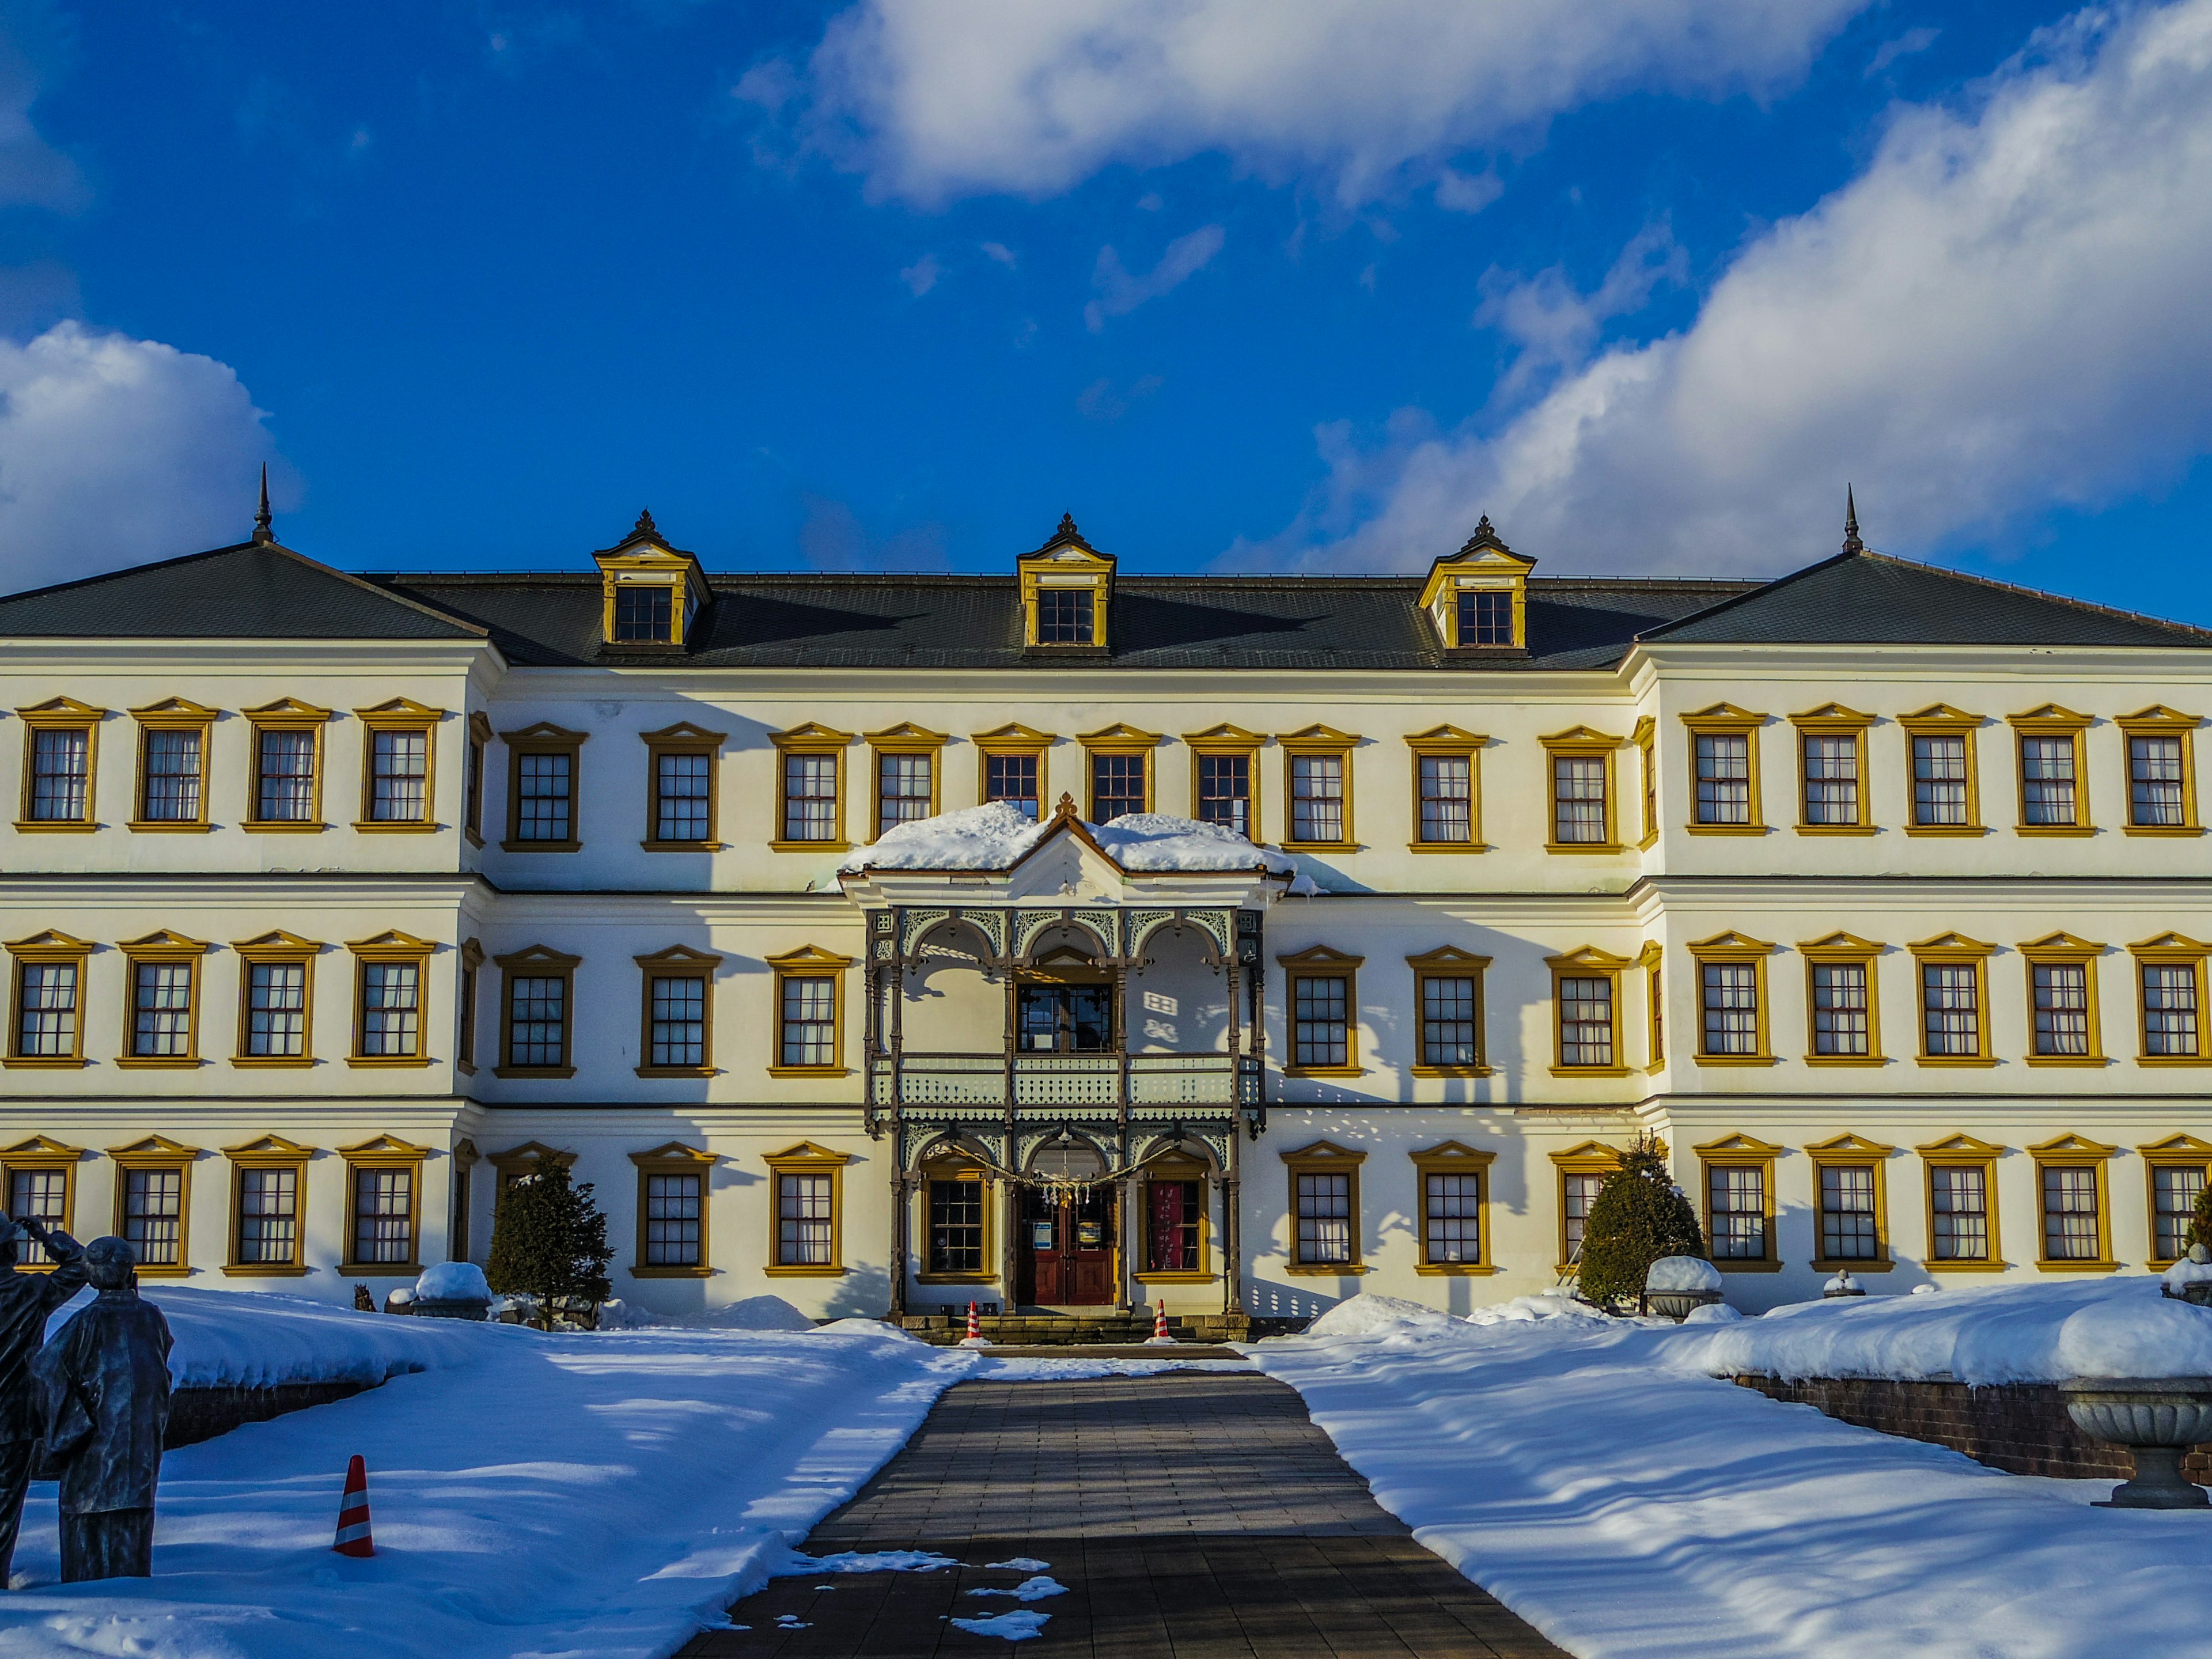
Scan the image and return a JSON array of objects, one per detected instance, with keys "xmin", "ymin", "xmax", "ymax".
[
  {"xmin": 2191, "ymin": 1180, "xmax": 2212, "ymax": 1253},
  {"xmin": 1576, "ymin": 1141, "xmax": 1706, "ymax": 1312},
  {"xmin": 486, "ymin": 1161, "xmax": 613, "ymax": 1328}
]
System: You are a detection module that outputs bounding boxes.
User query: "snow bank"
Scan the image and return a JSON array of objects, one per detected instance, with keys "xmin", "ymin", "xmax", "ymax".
[
  {"xmin": 1305, "ymin": 1292, "xmax": 1465, "ymax": 1339},
  {"xmin": 413, "ymin": 1262, "xmax": 490, "ymax": 1302},
  {"xmin": 1646, "ymin": 1256, "xmax": 1722, "ymax": 1293},
  {"xmin": 1671, "ymin": 1276, "xmax": 2212, "ymax": 1385},
  {"xmin": 838, "ymin": 800, "xmax": 1302, "ymax": 878}
]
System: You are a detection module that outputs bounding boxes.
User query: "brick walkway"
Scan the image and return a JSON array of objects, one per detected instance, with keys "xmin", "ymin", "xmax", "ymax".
[{"xmin": 680, "ymin": 1372, "xmax": 1570, "ymax": 1658}]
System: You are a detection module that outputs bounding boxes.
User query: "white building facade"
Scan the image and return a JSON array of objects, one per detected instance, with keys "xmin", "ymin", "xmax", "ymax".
[{"xmin": 3, "ymin": 508, "xmax": 2209, "ymax": 1324}]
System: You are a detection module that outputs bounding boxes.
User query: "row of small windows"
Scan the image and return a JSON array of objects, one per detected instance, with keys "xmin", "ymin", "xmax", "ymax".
[{"xmin": 1276, "ymin": 1137, "xmax": 2212, "ymax": 1277}]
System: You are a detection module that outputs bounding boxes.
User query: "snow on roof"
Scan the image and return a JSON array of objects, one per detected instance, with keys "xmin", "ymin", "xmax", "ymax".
[{"xmin": 838, "ymin": 801, "xmax": 1306, "ymax": 880}]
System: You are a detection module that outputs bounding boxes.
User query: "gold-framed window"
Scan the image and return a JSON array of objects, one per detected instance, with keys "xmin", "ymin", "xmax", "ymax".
[
  {"xmin": 1137, "ymin": 1149, "xmax": 1214, "ymax": 1282},
  {"xmin": 1079, "ymin": 724, "xmax": 1158, "ymax": 823},
  {"xmin": 495, "ymin": 945, "xmax": 581, "ymax": 1078},
  {"xmin": 1407, "ymin": 946, "xmax": 1489, "ymax": 1076},
  {"xmin": 108, "ymin": 1135, "xmax": 200, "ymax": 1277},
  {"xmin": 501, "ymin": 722, "xmax": 586, "ymax": 851},
  {"xmin": 1406, "ymin": 725, "xmax": 1484, "ymax": 851},
  {"xmin": 1798, "ymin": 931, "xmax": 1883, "ymax": 1065},
  {"xmin": 916, "ymin": 1147, "xmax": 996, "ymax": 1283},
  {"xmin": 1789, "ymin": 704, "xmax": 1874, "ymax": 834},
  {"xmin": 349, "ymin": 930, "xmax": 434, "ymax": 1066},
  {"xmin": 631, "ymin": 1142, "xmax": 716, "ymax": 1277},
  {"xmin": 768, "ymin": 945, "xmax": 851, "ymax": 1075},
  {"xmin": 243, "ymin": 698, "xmax": 331, "ymax": 831},
  {"xmin": 0, "ymin": 1135, "xmax": 85, "ymax": 1267},
  {"xmin": 1279, "ymin": 725, "xmax": 1358, "ymax": 848},
  {"xmin": 1696, "ymin": 1133, "xmax": 1782, "ymax": 1271},
  {"xmin": 1412, "ymin": 1141, "xmax": 1495, "ymax": 1275},
  {"xmin": 5, "ymin": 930, "xmax": 92, "ymax": 1068},
  {"xmin": 1185, "ymin": 724, "xmax": 1262, "ymax": 842},
  {"xmin": 1909, "ymin": 933, "xmax": 1997, "ymax": 1065},
  {"xmin": 340, "ymin": 1135, "xmax": 427, "ymax": 1275},
  {"xmin": 2018, "ymin": 931, "xmax": 2105, "ymax": 1066},
  {"xmin": 1687, "ymin": 931, "xmax": 1776, "ymax": 1065},
  {"xmin": 457, "ymin": 938, "xmax": 483, "ymax": 1075},
  {"xmin": 2007, "ymin": 705, "xmax": 2093, "ymax": 835},
  {"xmin": 128, "ymin": 698, "xmax": 217, "ymax": 832},
  {"xmin": 770, "ymin": 722, "xmax": 852, "ymax": 850},
  {"xmin": 973, "ymin": 724, "xmax": 1054, "ymax": 820},
  {"xmin": 866, "ymin": 723, "xmax": 947, "ymax": 840},
  {"xmin": 1917, "ymin": 1132, "xmax": 2007, "ymax": 1272},
  {"xmin": 766, "ymin": 1141, "xmax": 850, "ymax": 1276},
  {"xmin": 1900, "ymin": 704, "xmax": 1985, "ymax": 835},
  {"xmin": 222, "ymin": 1134, "xmax": 313, "ymax": 1277},
  {"xmin": 634, "ymin": 945, "xmax": 721, "ymax": 1077},
  {"xmin": 2139, "ymin": 1133, "xmax": 2212, "ymax": 1266},
  {"xmin": 2116, "ymin": 706, "xmax": 2201, "ymax": 835},
  {"xmin": 232, "ymin": 930, "xmax": 321, "ymax": 1067},
  {"xmin": 2028, "ymin": 1134, "xmax": 2118, "ymax": 1271},
  {"xmin": 1639, "ymin": 941, "xmax": 1665, "ymax": 1069},
  {"xmin": 1633, "ymin": 715, "xmax": 1658, "ymax": 847},
  {"xmin": 1278, "ymin": 946, "xmax": 1362, "ymax": 1075},
  {"xmin": 1540, "ymin": 727, "xmax": 1621, "ymax": 852},
  {"xmin": 1681, "ymin": 704, "xmax": 1766, "ymax": 833},
  {"xmin": 14, "ymin": 696, "xmax": 103, "ymax": 831},
  {"xmin": 353, "ymin": 699, "xmax": 441, "ymax": 831},
  {"xmin": 1281, "ymin": 1139, "xmax": 1365, "ymax": 1275},
  {"xmin": 464, "ymin": 711, "xmax": 493, "ymax": 846},
  {"xmin": 2128, "ymin": 932, "xmax": 2209, "ymax": 1064},
  {"xmin": 117, "ymin": 929, "xmax": 211, "ymax": 1067},
  {"xmin": 1550, "ymin": 1141, "xmax": 1624, "ymax": 1270},
  {"xmin": 641, "ymin": 721, "xmax": 725, "ymax": 850},
  {"xmin": 1806, "ymin": 1132, "xmax": 1894, "ymax": 1271},
  {"xmin": 1546, "ymin": 946, "xmax": 1628, "ymax": 1075}
]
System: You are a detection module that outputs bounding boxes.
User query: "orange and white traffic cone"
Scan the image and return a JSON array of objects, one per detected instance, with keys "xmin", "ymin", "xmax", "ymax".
[
  {"xmin": 332, "ymin": 1454, "xmax": 374, "ymax": 1557},
  {"xmin": 1146, "ymin": 1304, "xmax": 1176, "ymax": 1345},
  {"xmin": 958, "ymin": 1299, "xmax": 991, "ymax": 1348}
]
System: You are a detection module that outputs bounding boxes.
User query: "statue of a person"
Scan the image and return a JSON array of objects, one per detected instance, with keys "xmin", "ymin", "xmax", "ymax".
[
  {"xmin": 0, "ymin": 1216, "xmax": 87, "ymax": 1586},
  {"xmin": 32, "ymin": 1237, "xmax": 171, "ymax": 1582}
]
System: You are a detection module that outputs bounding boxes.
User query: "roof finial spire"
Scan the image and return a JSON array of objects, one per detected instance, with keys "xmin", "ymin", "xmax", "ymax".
[
  {"xmin": 252, "ymin": 464, "xmax": 274, "ymax": 543},
  {"xmin": 632, "ymin": 507, "xmax": 657, "ymax": 540},
  {"xmin": 1842, "ymin": 485, "xmax": 1863, "ymax": 556},
  {"xmin": 1056, "ymin": 512, "xmax": 1080, "ymax": 539},
  {"xmin": 1475, "ymin": 513, "xmax": 1495, "ymax": 539}
]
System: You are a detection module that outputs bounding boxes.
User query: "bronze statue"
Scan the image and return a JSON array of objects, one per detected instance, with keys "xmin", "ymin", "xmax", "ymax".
[
  {"xmin": 0, "ymin": 1216, "xmax": 86, "ymax": 1586},
  {"xmin": 33, "ymin": 1237, "xmax": 171, "ymax": 1582}
]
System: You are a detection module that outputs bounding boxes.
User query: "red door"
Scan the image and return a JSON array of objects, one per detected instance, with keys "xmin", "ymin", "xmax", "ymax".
[{"xmin": 1018, "ymin": 1187, "xmax": 1117, "ymax": 1305}]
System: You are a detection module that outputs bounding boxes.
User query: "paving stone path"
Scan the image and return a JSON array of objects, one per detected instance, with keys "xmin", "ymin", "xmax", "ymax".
[{"xmin": 681, "ymin": 1370, "xmax": 1570, "ymax": 1658}]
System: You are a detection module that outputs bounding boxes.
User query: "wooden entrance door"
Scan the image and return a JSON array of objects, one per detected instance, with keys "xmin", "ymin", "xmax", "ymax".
[{"xmin": 1018, "ymin": 1185, "xmax": 1118, "ymax": 1305}]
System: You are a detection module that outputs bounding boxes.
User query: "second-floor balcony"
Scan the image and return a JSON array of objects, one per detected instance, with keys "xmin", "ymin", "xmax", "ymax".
[{"xmin": 877, "ymin": 1050, "xmax": 1260, "ymax": 1108}]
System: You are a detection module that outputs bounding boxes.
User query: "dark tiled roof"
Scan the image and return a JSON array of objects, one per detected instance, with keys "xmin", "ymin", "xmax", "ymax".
[
  {"xmin": 370, "ymin": 571, "xmax": 1749, "ymax": 670},
  {"xmin": 1639, "ymin": 550, "xmax": 2212, "ymax": 648},
  {"xmin": 0, "ymin": 541, "xmax": 483, "ymax": 641}
]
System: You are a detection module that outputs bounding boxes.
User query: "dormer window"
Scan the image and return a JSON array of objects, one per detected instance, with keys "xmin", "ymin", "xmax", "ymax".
[
  {"xmin": 1036, "ymin": 588, "xmax": 1094, "ymax": 645},
  {"xmin": 614, "ymin": 584, "xmax": 673, "ymax": 643},
  {"xmin": 1421, "ymin": 515, "xmax": 1533, "ymax": 654},
  {"xmin": 1018, "ymin": 513, "xmax": 1115, "ymax": 651},
  {"xmin": 593, "ymin": 510, "xmax": 709, "ymax": 649},
  {"xmin": 1457, "ymin": 589, "xmax": 1513, "ymax": 646}
]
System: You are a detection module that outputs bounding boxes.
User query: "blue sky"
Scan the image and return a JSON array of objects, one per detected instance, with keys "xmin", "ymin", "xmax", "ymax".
[{"xmin": 2, "ymin": 0, "xmax": 2210, "ymax": 622}]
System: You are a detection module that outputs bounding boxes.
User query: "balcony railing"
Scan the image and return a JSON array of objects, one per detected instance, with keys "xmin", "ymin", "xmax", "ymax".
[{"xmin": 875, "ymin": 1051, "xmax": 1254, "ymax": 1108}]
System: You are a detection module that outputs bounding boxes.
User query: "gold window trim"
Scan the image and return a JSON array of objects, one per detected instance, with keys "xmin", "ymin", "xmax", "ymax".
[
  {"xmin": 1915, "ymin": 1131, "xmax": 2009, "ymax": 1272},
  {"xmin": 14, "ymin": 696, "xmax": 104, "ymax": 832},
  {"xmin": 1908, "ymin": 932, "xmax": 1998, "ymax": 1066},
  {"xmin": 488, "ymin": 1141, "xmax": 575, "ymax": 1194},
  {"xmin": 1281, "ymin": 1139, "xmax": 1368, "ymax": 1275},
  {"xmin": 0, "ymin": 1135, "xmax": 86, "ymax": 1268},
  {"xmin": 640, "ymin": 721, "xmax": 728, "ymax": 851},
  {"xmin": 1405, "ymin": 725, "xmax": 1487, "ymax": 853},
  {"xmin": 2006, "ymin": 704, "xmax": 2094, "ymax": 836},
  {"xmin": 865, "ymin": 722, "xmax": 948, "ymax": 842},
  {"xmin": 2128, "ymin": 931, "xmax": 2211, "ymax": 1066},
  {"xmin": 1277, "ymin": 724, "xmax": 1359, "ymax": 850},
  {"xmin": 1539, "ymin": 726, "xmax": 1623, "ymax": 853},
  {"xmin": 1278, "ymin": 945, "xmax": 1363, "ymax": 1077},
  {"xmin": 770, "ymin": 722, "xmax": 853, "ymax": 851},
  {"xmin": 116, "ymin": 929, "xmax": 211, "ymax": 1069},
  {"xmin": 765, "ymin": 1141, "xmax": 851, "ymax": 1277},
  {"xmin": 1406, "ymin": 945, "xmax": 1491, "ymax": 1076},
  {"xmin": 1686, "ymin": 930, "xmax": 1778, "ymax": 1066},
  {"xmin": 494, "ymin": 945, "xmax": 581, "ymax": 1078},
  {"xmin": 338, "ymin": 1134, "xmax": 429, "ymax": 1276},
  {"xmin": 2116, "ymin": 705, "xmax": 2203, "ymax": 835},
  {"xmin": 464, "ymin": 710, "xmax": 494, "ymax": 847},
  {"xmin": 1135, "ymin": 1151, "xmax": 1216, "ymax": 1283},
  {"xmin": 1797, "ymin": 931, "xmax": 1885, "ymax": 1066},
  {"xmin": 1550, "ymin": 1139, "xmax": 1625, "ymax": 1270},
  {"xmin": 1680, "ymin": 703, "xmax": 1768, "ymax": 835},
  {"xmin": 2139, "ymin": 1132, "xmax": 2212, "ymax": 1266},
  {"xmin": 221, "ymin": 1134, "xmax": 315, "ymax": 1277},
  {"xmin": 241, "ymin": 698, "xmax": 332, "ymax": 833},
  {"xmin": 1695, "ymin": 1132, "xmax": 1784, "ymax": 1272},
  {"xmin": 231, "ymin": 929, "xmax": 323, "ymax": 1068},
  {"xmin": 108, "ymin": 1134, "xmax": 202, "ymax": 1278},
  {"xmin": 1185, "ymin": 724, "xmax": 1264, "ymax": 844},
  {"xmin": 2027, "ymin": 1132, "xmax": 2120, "ymax": 1273},
  {"xmin": 457, "ymin": 937, "xmax": 484, "ymax": 1075},
  {"xmin": 972, "ymin": 724, "xmax": 1055, "ymax": 809},
  {"xmin": 915, "ymin": 1149, "xmax": 998, "ymax": 1285},
  {"xmin": 353, "ymin": 698, "xmax": 443, "ymax": 834},
  {"xmin": 634, "ymin": 944, "xmax": 722, "ymax": 1078},
  {"xmin": 767, "ymin": 945, "xmax": 852, "ymax": 1077},
  {"xmin": 1632, "ymin": 715, "xmax": 1658, "ymax": 849},
  {"xmin": 1805, "ymin": 1131, "xmax": 1896, "ymax": 1272},
  {"xmin": 127, "ymin": 697, "xmax": 217, "ymax": 834},
  {"xmin": 2016, "ymin": 931, "xmax": 2108, "ymax": 1067},
  {"xmin": 347, "ymin": 930, "xmax": 435, "ymax": 1068},
  {"xmin": 500, "ymin": 721, "xmax": 586, "ymax": 851},
  {"xmin": 1788, "ymin": 703, "xmax": 1876, "ymax": 835},
  {"xmin": 1411, "ymin": 1140, "xmax": 1497, "ymax": 1275},
  {"xmin": 5, "ymin": 930, "xmax": 93, "ymax": 1068},
  {"xmin": 1078, "ymin": 724, "xmax": 1160, "ymax": 820},
  {"xmin": 1416, "ymin": 529, "xmax": 1533, "ymax": 651},
  {"xmin": 1545, "ymin": 945, "xmax": 1630, "ymax": 1077},
  {"xmin": 630, "ymin": 1141, "xmax": 717, "ymax": 1278},
  {"xmin": 1017, "ymin": 528, "xmax": 1115, "ymax": 650},
  {"xmin": 1638, "ymin": 939, "xmax": 1664, "ymax": 1071},
  {"xmin": 1899, "ymin": 704, "xmax": 1987, "ymax": 836}
]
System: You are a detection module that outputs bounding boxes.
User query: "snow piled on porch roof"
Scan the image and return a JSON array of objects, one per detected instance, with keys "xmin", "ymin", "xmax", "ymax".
[{"xmin": 839, "ymin": 800, "xmax": 1305, "ymax": 878}]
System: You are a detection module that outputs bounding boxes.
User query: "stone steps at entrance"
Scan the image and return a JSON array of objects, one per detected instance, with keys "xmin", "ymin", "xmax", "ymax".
[{"xmin": 901, "ymin": 1309, "xmax": 1253, "ymax": 1347}]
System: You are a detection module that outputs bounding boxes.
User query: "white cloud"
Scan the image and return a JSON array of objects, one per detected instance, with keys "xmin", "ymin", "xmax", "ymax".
[
  {"xmin": 1268, "ymin": 0, "xmax": 2212, "ymax": 575},
  {"xmin": 0, "ymin": 323, "xmax": 281, "ymax": 592},
  {"xmin": 899, "ymin": 252, "xmax": 940, "ymax": 295},
  {"xmin": 788, "ymin": 0, "xmax": 1867, "ymax": 206},
  {"xmin": 1433, "ymin": 168, "xmax": 1503, "ymax": 215},
  {"xmin": 979, "ymin": 240, "xmax": 1017, "ymax": 266},
  {"xmin": 1084, "ymin": 222, "xmax": 1224, "ymax": 331},
  {"xmin": 1474, "ymin": 223, "xmax": 1684, "ymax": 396}
]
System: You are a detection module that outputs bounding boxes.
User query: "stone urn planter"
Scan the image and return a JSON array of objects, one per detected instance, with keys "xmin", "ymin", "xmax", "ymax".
[
  {"xmin": 1823, "ymin": 1270, "xmax": 1868, "ymax": 1300},
  {"xmin": 411, "ymin": 1262, "xmax": 494, "ymax": 1322},
  {"xmin": 2059, "ymin": 1377, "xmax": 2212, "ymax": 1509},
  {"xmin": 1643, "ymin": 1255, "xmax": 1725, "ymax": 1321},
  {"xmin": 2162, "ymin": 1244, "xmax": 2212, "ymax": 1309}
]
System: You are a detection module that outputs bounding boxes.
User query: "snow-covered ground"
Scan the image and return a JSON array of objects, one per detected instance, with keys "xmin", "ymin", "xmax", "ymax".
[
  {"xmin": 1, "ymin": 1291, "xmax": 1243, "ymax": 1658},
  {"xmin": 1248, "ymin": 1286, "xmax": 2212, "ymax": 1659}
]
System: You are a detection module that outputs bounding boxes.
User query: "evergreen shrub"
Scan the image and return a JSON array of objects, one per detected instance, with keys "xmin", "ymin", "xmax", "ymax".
[
  {"xmin": 1575, "ymin": 1139, "xmax": 1706, "ymax": 1312},
  {"xmin": 486, "ymin": 1161, "xmax": 614, "ymax": 1328}
]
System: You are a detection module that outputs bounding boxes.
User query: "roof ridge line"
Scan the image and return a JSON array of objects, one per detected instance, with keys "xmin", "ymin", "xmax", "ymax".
[{"xmin": 1858, "ymin": 549, "xmax": 2212, "ymax": 642}]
